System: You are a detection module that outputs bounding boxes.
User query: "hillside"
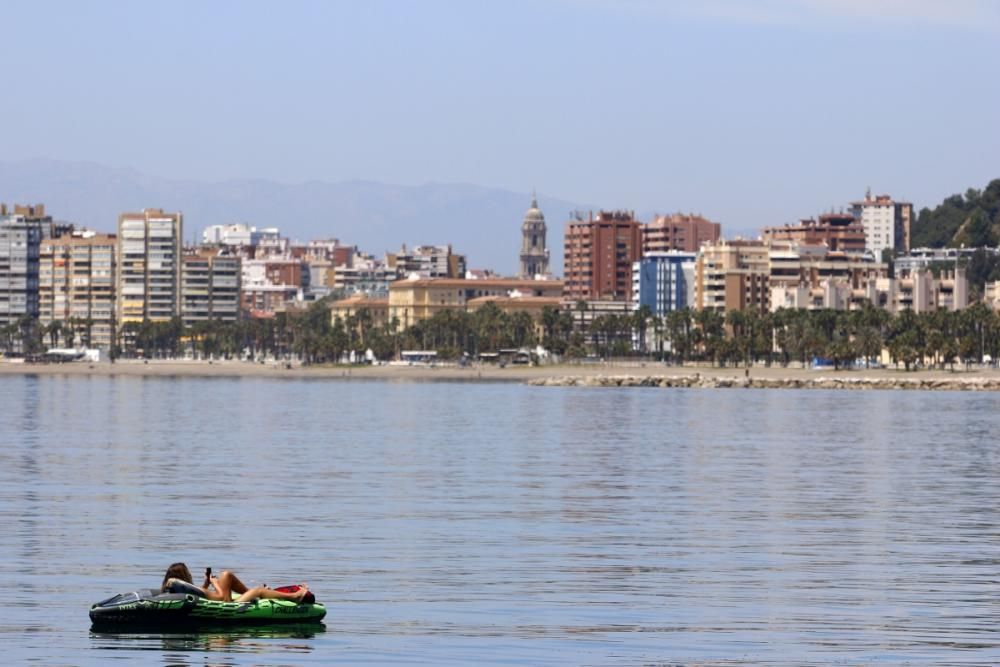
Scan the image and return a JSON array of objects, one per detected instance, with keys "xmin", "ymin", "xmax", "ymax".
[{"xmin": 909, "ymin": 179, "xmax": 1000, "ymax": 249}]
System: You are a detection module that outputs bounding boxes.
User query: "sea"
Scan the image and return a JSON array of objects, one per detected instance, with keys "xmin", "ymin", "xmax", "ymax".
[{"xmin": 0, "ymin": 374, "xmax": 996, "ymax": 665}]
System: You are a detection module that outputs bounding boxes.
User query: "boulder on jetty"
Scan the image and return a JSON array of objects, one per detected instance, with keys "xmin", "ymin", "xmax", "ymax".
[{"xmin": 526, "ymin": 374, "xmax": 1000, "ymax": 392}]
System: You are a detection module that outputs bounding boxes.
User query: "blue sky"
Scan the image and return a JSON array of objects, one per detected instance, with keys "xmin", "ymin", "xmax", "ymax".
[{"xmin": 2, "ymin": 0, "xmax": 998, "ymax": 232}]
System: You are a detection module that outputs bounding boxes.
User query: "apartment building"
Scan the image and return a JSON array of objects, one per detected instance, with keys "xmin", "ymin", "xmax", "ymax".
[
  {"xmin": 696, "ymin": 239, "xmax": 889, "ymax": 313},
  {"xmin": 240, "ymin": 258, "xmax": 305, "ymax": 315},
  {"xmin": 0, "ymin": 207, "xmax": 45, "ymax": 326},
  {"xmin": 694, "ymin": 240, "xmax": 771, "ymax": 313},
  {"xmin": 333, "ymin": 260, "xmax": 396, "ymax": 297},
  {"xmin": 38, "ymin": 231, "xmax": 117, "ymax": 348},
  {"xmin": 895, "ymin": 246, "xmax": 998, "ymax": 274},
  {"xmin": 181, "ymin": 251, "xmax": 241, "ymax": 326},
  {"xmin": 387, "ymin": 244, "xmax": 466, "ymax": 279},
  {"xmin": 850, "ymin": 189, "xmax": 914, "ymax": 257},
  {"xmin": 631, "ymin": 251, "xmax": 697, "ymax": 316},
  {"xmin": 889, "ymin": 269, "xmax": 968, "ymax": 313},
  {"xmin": 563, "ymin": 210, "xmax": 643, "ymax": 302},
  {"xmin": 116, "ymin": 209, "xmax": 183, "ymax": 325},
  {"xmin": 642, "ymin": 213, "xmax": 720, "ymax": 254},
  {"xmin": 202, "ymin": 223, "xmax": 258, "ymax": 247},
  {"xmin": 762, "ymin": 213, "xmax": 867, "ymax": 254}
]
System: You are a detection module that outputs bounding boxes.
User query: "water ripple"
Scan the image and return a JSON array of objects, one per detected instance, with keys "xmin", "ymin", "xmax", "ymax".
[{"xmin": 0, "ymin": 377, "xmax": 996, "ymax": 665}]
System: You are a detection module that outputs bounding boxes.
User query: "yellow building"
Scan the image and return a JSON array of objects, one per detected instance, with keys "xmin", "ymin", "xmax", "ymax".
[
  {"xmin": 329, "ymin": 294, "xmax": 390, "ymax": 328},
  {"xmin": 388, "ymin": 278, "xmax": 564, "ymax": 330},
  {"xmin": 467, "ymin": 295, "xmax": 561, "ymax": 339}
]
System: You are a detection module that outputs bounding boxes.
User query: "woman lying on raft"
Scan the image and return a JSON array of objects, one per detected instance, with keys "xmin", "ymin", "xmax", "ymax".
[{"xmin": 161, "ymin": 562, "xmax": 310, "ymax": 603}]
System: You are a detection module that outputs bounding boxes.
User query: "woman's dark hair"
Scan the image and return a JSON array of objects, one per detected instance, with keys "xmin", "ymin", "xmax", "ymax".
[{"xmin": 161, "ymin": 562, "xmax": 193, "ymax": 592}]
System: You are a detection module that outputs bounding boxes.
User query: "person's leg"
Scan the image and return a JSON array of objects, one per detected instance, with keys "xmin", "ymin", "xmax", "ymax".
[
  {"xmin": 208, "ymin": 570, "xmax": 253, "ymax": 600},
  {"xmin": 235, "ymin": 584, "xmax": 309, "ymax": 603},
  {"xmin": 218, "ymin": 570, "xmax": 251, "ymax": 594}
]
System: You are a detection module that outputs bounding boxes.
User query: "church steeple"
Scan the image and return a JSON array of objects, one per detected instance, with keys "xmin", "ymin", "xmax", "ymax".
[{"xmin": 519, "ymin": 193, "xmax": 549, "ymax": 279}]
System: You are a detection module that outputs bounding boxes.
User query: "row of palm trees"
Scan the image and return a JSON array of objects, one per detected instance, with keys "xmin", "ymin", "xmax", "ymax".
[
  {"xmin": 594, "ymin": 302, "xmax": 1000, "ymax": 370},
  {"xmin": 5, "ymin": 298, "xmax": 1000, "ymax": 369},
  {"xmin": 0, "ymin": 316, "xmax": 98, "ymax": 356}
]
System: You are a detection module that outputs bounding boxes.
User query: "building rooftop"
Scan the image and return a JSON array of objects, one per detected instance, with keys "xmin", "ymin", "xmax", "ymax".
[
  {"xmin": 329, "ymin": 295, "xmax": 389, "ymax": 307},
  {"xmin": 391, "ymin": 277, "xmax": 565, "ymax": 289},
  {"xmin": 466, "ymin": 295, "xmax": 561, "ymax": 306}
]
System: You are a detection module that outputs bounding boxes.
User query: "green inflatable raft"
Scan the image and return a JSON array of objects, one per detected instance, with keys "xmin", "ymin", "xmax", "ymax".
[{"xmin": 89, "ymin": 588, "xmax": 326, "ymax": 629}]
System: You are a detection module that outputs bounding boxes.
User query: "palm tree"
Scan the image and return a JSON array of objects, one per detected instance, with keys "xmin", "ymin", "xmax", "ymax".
[
  {"xmin": 665, "ymin": 308, "xmax": 692, "ymax": 363},
  {"xmin": 574, "ymin": 300, "xmax": 590, "ymax": 353},
  {"xmin": 46, "ymin": 320, "xmax": 63, "ymax": 348},
  {"xmin": 693, "ymin": 308, "xmax": 725, "ymax": 365},
  {"xmin": 856, "ymin": 325, "xmax": 882, "ymax": 368},
  {"xmin": 510, "ymin": 311, "xmax": 535, "ymax": 349},
  {"xmin": 633, "ymin": 304, "xmax": 652, "ymax": 356}
]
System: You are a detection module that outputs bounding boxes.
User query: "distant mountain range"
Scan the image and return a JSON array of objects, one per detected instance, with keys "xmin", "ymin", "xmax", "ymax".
[{"xmin": 0, "ymin": 159, "xmax": 591, "ymax": 275}]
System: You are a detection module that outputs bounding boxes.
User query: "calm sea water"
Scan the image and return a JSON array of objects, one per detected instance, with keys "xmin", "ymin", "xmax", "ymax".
[{"xmin": 0, "ymin": 374, "xmax": 996, "ymax": 665}]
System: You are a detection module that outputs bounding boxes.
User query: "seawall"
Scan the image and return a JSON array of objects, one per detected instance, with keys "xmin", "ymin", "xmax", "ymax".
[{"xmin": 527, "ymin": 374, "xmax": 1000, "ymax": 391}]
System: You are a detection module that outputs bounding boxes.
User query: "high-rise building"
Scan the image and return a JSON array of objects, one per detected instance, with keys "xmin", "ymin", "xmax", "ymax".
[
  {"xmin": 116, "ymin": 209, "xmax": 183, "ymax": 326},
  {"xmin": 642, "ymin": 213, "xmax": 720, "ymax": 254},
  {"xmin": 181, "ymin": 251, "xmax": 241, "ymax": 326},
  {"xmin": 0, "ymin": 206, "xmax": 46, "ymax": 326},
  {"xmin": 631, "ymin": 251, "xmax": 697, "ymax": 316},
  {"xmin": 38, "ymin": 231, "xmax": 117, "ymax": 349},
  {"xmin": 694, "ymin": 240, "xmax": 771, "ymax": 313},
  {"xmin": 519, "ymin": 195, "xmax": 549, "ymax": 278},
  {"xmin": 850, "ymin": 189, "xmax": 913, "ymax": 257},
  {"xmin": 563, "ymin": 210, "xmax": 642, "ymax": 301}
]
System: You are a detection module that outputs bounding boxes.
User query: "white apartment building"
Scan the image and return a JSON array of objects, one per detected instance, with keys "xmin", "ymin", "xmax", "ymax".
[
  {"xmin": 850, "ymin": 189, "xmax": 913, "ymax": 258},
  {"xmin": 202, "ymin": 223, "xmax": 258, "ymax": 247},
  {"xmin": 117, "ymin": 209, "xmax": 183, "ymax": 325}
]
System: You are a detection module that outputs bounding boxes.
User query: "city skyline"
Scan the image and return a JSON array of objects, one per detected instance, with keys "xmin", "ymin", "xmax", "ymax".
[
  {"xmin": 1, "ymin": 0, "xmax": 998, "ymax": 257},
  {"xmin": 1, "ymin": 156, "xmax": 984, "ymax": 278}
]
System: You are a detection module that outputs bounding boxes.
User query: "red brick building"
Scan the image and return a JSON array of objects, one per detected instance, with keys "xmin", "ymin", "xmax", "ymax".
[
  {"xmin": 642, "ymin": 213, "xmax": 721, "ymax": 253},
  {"xmin": 563, "ymin": 210, "xmax": 642, "ymax": 301}
]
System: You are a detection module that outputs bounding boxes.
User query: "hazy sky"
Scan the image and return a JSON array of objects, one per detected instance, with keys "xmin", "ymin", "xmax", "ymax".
[{"xmin": 2, "ymin": 0, "xmax": 999, "ymax": 230}]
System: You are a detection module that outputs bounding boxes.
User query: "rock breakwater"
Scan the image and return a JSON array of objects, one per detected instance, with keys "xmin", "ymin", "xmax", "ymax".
[{"xmin": 527, "ymin": 374, "xmax": 1000, "ymax": 391}]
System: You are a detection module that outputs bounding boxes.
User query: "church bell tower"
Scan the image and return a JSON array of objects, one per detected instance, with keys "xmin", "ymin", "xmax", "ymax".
[{"xmin": 519, "ymin": 193, "xmax": 549, "ymax": 278}]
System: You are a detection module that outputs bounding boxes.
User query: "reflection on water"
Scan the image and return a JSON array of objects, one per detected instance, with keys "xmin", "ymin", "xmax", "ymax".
[
  {"xmin": 0, "ymin": 375, "xmax": 997, "ymax": 665},
  {"xmin": 91, "ymin": 623, "xmax": 325, "ymax": 660}
]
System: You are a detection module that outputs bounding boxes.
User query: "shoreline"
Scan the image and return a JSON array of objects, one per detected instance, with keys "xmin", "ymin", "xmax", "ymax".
[{"xmin": 2, "ymin": 359, "xmax": 1000, "ymax": 390}]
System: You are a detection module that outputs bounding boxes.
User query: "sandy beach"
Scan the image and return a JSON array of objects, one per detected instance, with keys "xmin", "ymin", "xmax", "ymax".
[{"xmin": 2, "ymin": 358, "xmax": 1000, "ymax": 389}]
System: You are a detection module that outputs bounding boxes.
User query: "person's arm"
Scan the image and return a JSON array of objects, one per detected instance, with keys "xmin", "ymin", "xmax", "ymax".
[
  {"xmin": 203, "ymin": 567, "xmax": 213, "ymax": 590},
  {"xmin": 164, "ymin": 578, "xmax": 209, "ymax": 597}
]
